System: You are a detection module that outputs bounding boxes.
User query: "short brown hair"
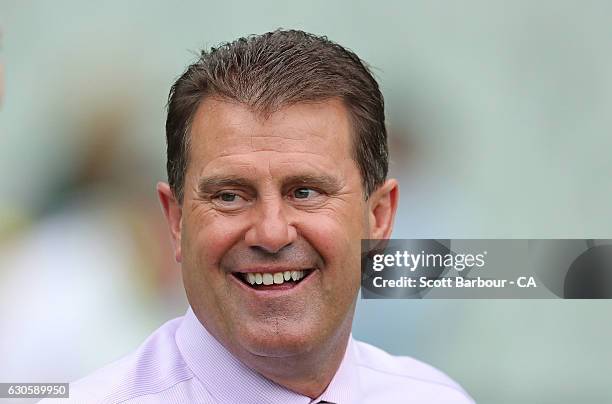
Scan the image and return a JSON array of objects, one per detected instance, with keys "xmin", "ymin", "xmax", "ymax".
[{"xmin": 165, "ymin": 29, "xmax": 388, "ymax": 202}]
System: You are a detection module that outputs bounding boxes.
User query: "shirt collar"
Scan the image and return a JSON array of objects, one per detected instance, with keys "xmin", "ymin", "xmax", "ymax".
[
  {"xmin": 313, "ymin": 336, "xmax": 362, "ymax": 404},
  {"xmin": 175, "ymin": 306, "xmax": 362, "ymax": 404}
]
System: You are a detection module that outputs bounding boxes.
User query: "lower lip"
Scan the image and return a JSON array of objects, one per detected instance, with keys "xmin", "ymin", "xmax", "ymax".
[{"xmin": 230, "ymin": 270, "xmax": 316, "ymax": 295}]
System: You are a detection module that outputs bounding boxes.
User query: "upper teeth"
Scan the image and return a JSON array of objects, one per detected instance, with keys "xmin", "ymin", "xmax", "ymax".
[{"xmin": 245, "ymin": 270, "xmax": 306, "ymax": 285}]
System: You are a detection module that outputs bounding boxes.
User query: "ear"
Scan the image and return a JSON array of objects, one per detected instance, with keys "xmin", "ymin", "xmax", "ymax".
[
  {"xmin": 157, "ymin": 182, "xmax": 183, "ymax": 263},
  {"xmin": 367, "ymin": 179, "xmax": 399, "ymax": 240}
]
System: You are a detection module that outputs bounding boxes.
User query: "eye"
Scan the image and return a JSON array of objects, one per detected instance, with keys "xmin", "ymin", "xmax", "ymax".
[
  {"xmin": 292, "ymin": 187, "xmax": 319, "ymax": 199},
  {"xmin": 212, "ymin": 191, "xmax": 249, "ymax": 209},
  {"xmin": 219, "ymin": 192, "xmax": 238, "ymax": 202}
]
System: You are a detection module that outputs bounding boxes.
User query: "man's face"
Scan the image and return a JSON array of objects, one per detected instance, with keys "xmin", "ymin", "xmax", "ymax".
[{"xmin": 162, "ymin": 97, "xmax": 393, "ymax": 359}]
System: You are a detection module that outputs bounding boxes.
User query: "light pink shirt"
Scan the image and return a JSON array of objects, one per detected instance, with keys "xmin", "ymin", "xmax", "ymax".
[{"xmin": 43, "ymin": 307, "xmax": 474, "ymax": 403}]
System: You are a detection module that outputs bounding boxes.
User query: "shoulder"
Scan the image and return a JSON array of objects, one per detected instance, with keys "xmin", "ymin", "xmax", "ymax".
[
  {"xmin": 40, "ymin": 317, "xmax": 196, "ymax": 404},
  {"xmin": 352, "ymin": 339, "xmax": 475, "ymax": 403}
]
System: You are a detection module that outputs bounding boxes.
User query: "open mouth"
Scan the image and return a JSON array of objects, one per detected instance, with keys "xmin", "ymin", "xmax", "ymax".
[{"xmin": 232, "ymin": 269, "xmax": 314, "ymax": 290}]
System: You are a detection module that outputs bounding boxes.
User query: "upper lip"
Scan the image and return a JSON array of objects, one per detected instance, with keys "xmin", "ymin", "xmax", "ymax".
[{"xmin": 232, "ymin": 267, "xmax": 313, "ymax": 274}]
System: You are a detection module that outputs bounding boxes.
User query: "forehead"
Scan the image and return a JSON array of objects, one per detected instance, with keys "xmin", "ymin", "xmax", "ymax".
[{"xmin": 187, "ymin": 97, "xmax": 356, "ymax": 178}]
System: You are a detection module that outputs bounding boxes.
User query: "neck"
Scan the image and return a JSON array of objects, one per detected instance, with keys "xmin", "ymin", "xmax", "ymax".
[
  {"xmin": 225, "ymin": 309, "xmax": 355, "ymax": 399},
  {"xmin": 250, "ymin": 323, "xmax": 352, "ymax": 398}
]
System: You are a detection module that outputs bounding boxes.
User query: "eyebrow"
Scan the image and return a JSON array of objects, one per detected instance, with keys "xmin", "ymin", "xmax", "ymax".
[
  {"xmin": 197, "ymin": 176, "xmax": 254, "ymax": 193},
  {"xmin": 197, "ymin": 174, "xmax": 343, "ymax": 194},
  {"xmin": 281, "ymin": 174, "xmax": 343, "ymax": 192}
]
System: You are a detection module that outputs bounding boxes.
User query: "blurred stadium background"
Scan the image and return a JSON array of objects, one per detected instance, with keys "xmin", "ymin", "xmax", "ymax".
[{"xmin": 1, "ymin": 1, "xmax": 612, "ymax": 403}]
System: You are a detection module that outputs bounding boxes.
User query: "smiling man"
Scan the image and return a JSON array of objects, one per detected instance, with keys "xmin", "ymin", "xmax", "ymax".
[{"xmin": 53, "ymin": 30, "xmax": 474, "ymax": 403}]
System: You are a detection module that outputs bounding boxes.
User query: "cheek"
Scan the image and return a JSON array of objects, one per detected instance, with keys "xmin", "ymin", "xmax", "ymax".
[
  {"xmin": 300, "ymin": 217, "xmax": 363, "ymax": 317},
  {"xmin": 300, "ymin": 211, "xmax": 365, "ymax": 273},
  {"xmin": 182, "ymin": 211, "xmax": 245, "ymax": 269}
]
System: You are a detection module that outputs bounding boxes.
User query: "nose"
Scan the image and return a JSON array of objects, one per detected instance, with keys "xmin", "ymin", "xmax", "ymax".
[{"xmin": 244, "ymin": 197, "xmax": 297, "ymax": 254}]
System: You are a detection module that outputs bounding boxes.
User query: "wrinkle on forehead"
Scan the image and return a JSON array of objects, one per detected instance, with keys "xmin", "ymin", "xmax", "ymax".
[
  {"xmin": 189, "ymin": 98, "xmax": 352, "ymax": 160},
  {"xmin": 184, "ymin": 97, "xmax": 361, "ymax": 197},
  {"xmin": 198, "ymin": 151, "xmax": 350, "ymax": 184}
]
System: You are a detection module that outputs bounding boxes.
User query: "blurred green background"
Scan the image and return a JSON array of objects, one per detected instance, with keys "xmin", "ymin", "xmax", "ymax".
[{"xmin": 1, "ymin": 1, "xmax": 611, "ymax": 403}]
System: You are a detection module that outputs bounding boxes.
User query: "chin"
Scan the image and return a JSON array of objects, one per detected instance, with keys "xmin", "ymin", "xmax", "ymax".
[{"xmin": 236, "ymin": 319, "xmax": 320, "ymax": 358}]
